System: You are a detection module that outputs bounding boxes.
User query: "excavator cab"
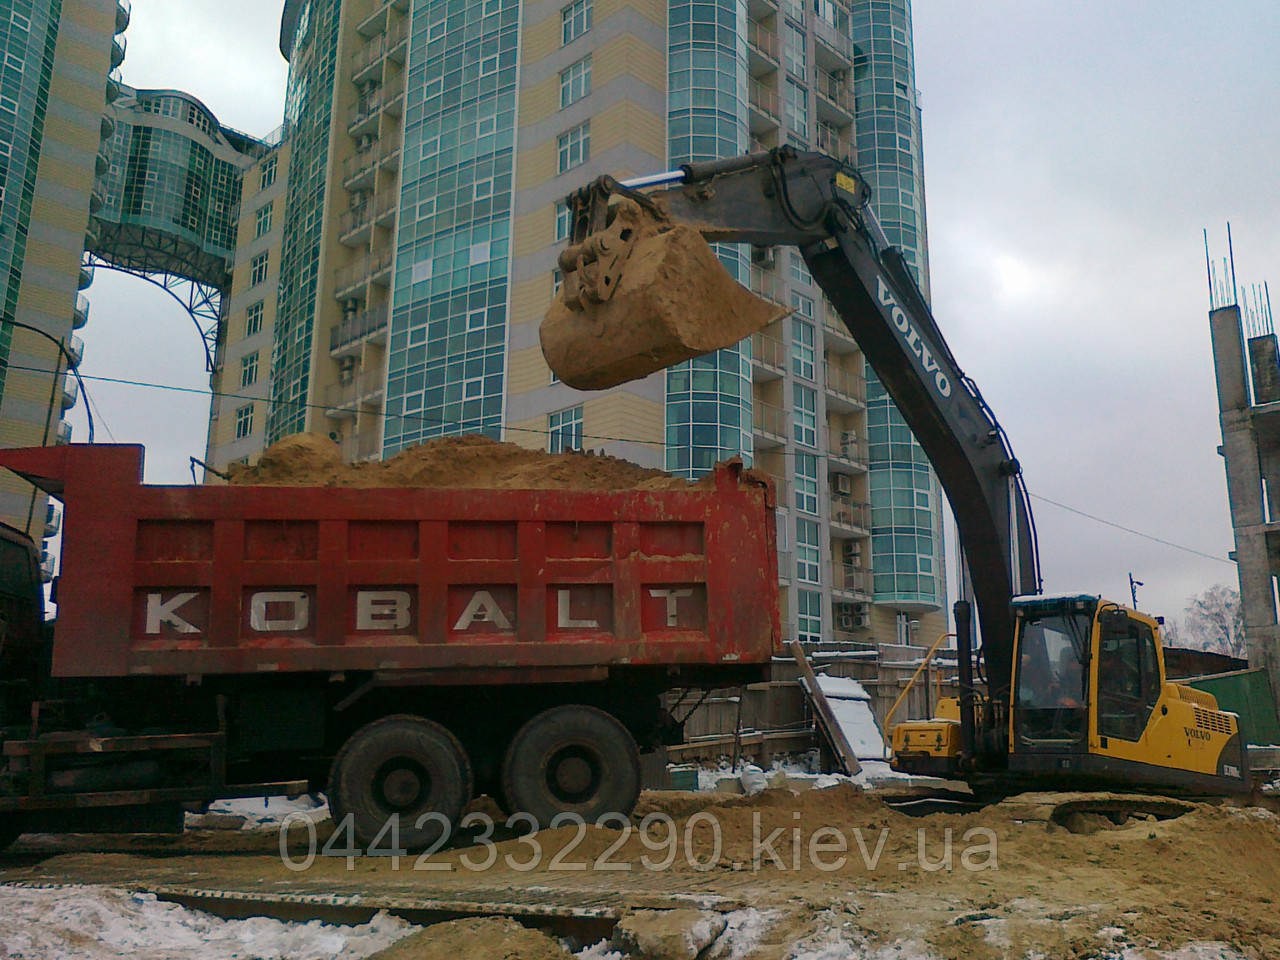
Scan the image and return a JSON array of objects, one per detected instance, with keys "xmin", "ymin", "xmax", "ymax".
[{"xmin": 894, "ymin": 595, "xmax": 1250, "ymax": 796}]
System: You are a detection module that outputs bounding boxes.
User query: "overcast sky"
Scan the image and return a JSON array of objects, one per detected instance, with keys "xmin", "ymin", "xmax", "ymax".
[{"xmin": 79, "ymin": 0, "xmax": 1279, "ymax": 628}]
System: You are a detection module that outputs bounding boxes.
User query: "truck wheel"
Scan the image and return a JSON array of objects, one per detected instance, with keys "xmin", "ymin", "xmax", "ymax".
[
  {"xmin": 328, "ymin": 715, "xmax": 472, "ymax": 852},
  {"xmin": 501, "ymin": 705, "xmax": 641, "ymax": 828}
]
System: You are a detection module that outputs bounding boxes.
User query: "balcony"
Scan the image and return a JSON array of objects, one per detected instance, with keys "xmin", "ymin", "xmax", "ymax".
[
  {"xmin": 816, "ymin": 122, "xmax": 851, "ymax": 161},
  {"xmin": 343, "ymin": 148, "xmax": 379, "ymax": 190},
  {"xmin": 334, "ymin": 248, "xmax": 394, "ymax": 299},
  {"xmin": 78, "ymin": 262, "xmax": 94, "ymax": 290},
  {"xmin": 104, "ymin": 74, "xmax": 122, "ymax": 104},
  {"xmin": 65, "ymin": 333, "xmax": 85, "ymax": 367},
  {"xmin": 347, "ymin": 97, "xmax": 382, "ymax": 137},
  {"xmin": 331, "ymin": 303, "xmax": 389, "ymax": 355},
  {"xmin": 749, "ymin": 264, "xmax": 787, "ymax": 309},
  {"xmin": 88, "ymin": 185, "xmax": 105, "ymax": 214},
  {"xmin": 95, "ymin": 146, "xmax": 110, "ymax": 176},
  {"xmin": 752, "ymin": 401, "xmax": 789, "ymax": 448},
  {"xmin": 40, "ymin": 551, "xmax": 55, "ymax": 583},
  {"xmin": 829, "ymin": 492, "xmax": 870, "ymax": 535},
  {"xmin": 60, "ymin": 374, "xmax": 79, "ymax": 412},
  {"xmin": 110, "ymin": 34, "xmax": 126, "ymax": 69},
  {"xmin": 823, "ymin": 361, "xmax": 865, "ymax": 409},
  {"xmin": 325, "ymin": 370, "xmax": 385, "ymax": 415},
  {"xmin": 340, "ymin": 430, "xmax": 383, "ymax": 462},
  {"xmin": 116, "ymin": 0, "xmax": 131, "ymax": 32},
  {"xmin": 816, "ymin": 70, "xmax": 855, "ymax": 120},
  {"xmin": 84, "ymin": 219, "xmax": 100, "ymax": 251},
  {"xmin": 826, "ymin": 426, "xmax": 868, "ymax": 473},
  {"xmin": 821, "ymin": 301, "xmax": 859, "ymax": 353},
  {"xmin": 831, "ymin": 563, "xmax": 873, "ymax": 600},
  {"xmin": 72, "ymin": 293, "xmax": 90, "ymax": 329},
  {"xmin": 44, "ymin": 501, "xmax": 61, "ymax": 538},
  {"xmin": 811, "ymin": 12, "xmax": 853, "ymax": 61},
  {"xmin": 750, "ymin": 332, "xmax": 786, "ymax": 380},
  {"xmin": 100, "ymin": 112, "xmax": 115, "ymax": 139},
  {"xmin": 748, "ymin": 78, "xmax": 780, "ymax": 135},
  {"xmin": 747, "ymin": 21, "xmax": 779, "ymax": 76},
  {"xmin": 55, "ymin": 420, "xmax": 72, "ymax": 445},
  {"xmin": 776, "ymin": 549, "xmax": 793, "ymax": 583}
]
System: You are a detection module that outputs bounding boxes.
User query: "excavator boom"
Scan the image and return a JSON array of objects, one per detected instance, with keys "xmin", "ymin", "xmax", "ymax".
[{"xmin": 543, "ymin": 148, "xmax": 1041, "ymax": 708}]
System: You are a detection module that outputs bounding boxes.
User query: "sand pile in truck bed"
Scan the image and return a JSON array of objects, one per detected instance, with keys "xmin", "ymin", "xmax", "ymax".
[{"xmin": 226, "ymin": 432, "xmax": 701, "ymax": 490}]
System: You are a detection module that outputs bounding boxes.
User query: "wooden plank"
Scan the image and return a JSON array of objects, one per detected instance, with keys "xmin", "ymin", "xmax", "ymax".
[{"xmin": 788, "ymin": 640, "xmax": 861, "ymax": 776}]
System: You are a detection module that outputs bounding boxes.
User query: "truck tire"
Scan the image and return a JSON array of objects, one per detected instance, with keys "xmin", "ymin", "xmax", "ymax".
[
  {"xmin": 501, "ymin": 704, "xmax": 641, "ymax": 829},
  {"xmin": 328, "ymin": 715, "xmax": 472, "ymax": 852}
]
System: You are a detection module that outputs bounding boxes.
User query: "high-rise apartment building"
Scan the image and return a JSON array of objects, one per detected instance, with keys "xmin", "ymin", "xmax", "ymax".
[
  {"xmin": 0, "ymin": 0, "xmax": 127, "ymax": 556},
  {"xmin": 206, "ymin": 0, "xmax": 946, "ymax": 645}
]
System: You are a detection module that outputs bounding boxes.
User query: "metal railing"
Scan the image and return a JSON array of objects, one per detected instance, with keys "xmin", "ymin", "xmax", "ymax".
[
  {"xmin": 334, "ymin": 249, "xmax": 393, "ymax": 296},
  {"xmin": 749, "ymin": 264, "xmax": 787, "ymax": 306},
  {"xmin": 347, "ymin": 97, "xmax": 382, "ymax": 131},
  {"xmin": 747, "ymin": 21, "xmax": 779, "ymax": 60},
  {"xmin": 816, "ymin": 70, "xmax": 854, "ymax": 114},
  {"xmin": 749, "ymin": 78, "xmax": 780, "ymax": 121},
  {"xmin": 325, "ymin": 370, "xmax": 385, "ymax": 410},
  {"xmin": 816, "ymin": 122, "xmax": 851, "ymax": 159},
  {"xmin": 823, "ymin": 361, "xmax": 865, "ymax": 403},
  {"xmin": 830, "ymin": 491, "xmax": 869, "ymax": 530},
  {"xmin": 825, "ymin": 425, "xmax": 868, "ymax": 465},
  {"xmin": 331, "ymin": 304, "xmax": 389, "ymax": 353},
  {"xmin": 832, "ymin": 563, "xmax": 873, "ymax": 597},
  {"xmin": 753, "ymin": 401, "xmax": 789, "ymax": 438},
  {"xmin": 811, "ymin": 13, "xmax": 853, "ymax": 59},
  {"xmin": 751, "ymin": 332, "xmax": 787, "ymax": 371}
]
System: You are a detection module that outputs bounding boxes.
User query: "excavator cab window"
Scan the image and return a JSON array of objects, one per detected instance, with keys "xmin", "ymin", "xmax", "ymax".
[
  {"xmin": 1097, "ymin": 613, "xmax": 1160, "ymax": 742},
  {"xmin": 1014, "ymin": 612, "xmax": 1090, "ymax": 746}
]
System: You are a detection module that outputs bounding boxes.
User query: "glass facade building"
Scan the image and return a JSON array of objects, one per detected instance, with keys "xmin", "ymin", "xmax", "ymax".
[
  {"xmin": 851, "ymin": 0, "xmax": 944, "ymax": 609},
  {"xmin": 664, "ymin": 0, "xmax": 755, "ymax": 478},
  {"xmin": 270, "ymin": 0, "xmax": 344, "ymax": 439},
  {"xmin": 0, "ymin": 1, "xmax": 63, "ymax": 399},
  {"xmin": 382, "ymin": 0, "xmax": 518, "ymax": 451}
]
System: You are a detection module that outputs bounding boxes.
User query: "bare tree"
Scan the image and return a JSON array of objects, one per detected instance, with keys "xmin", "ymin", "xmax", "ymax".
[{"xmin": 1182, "ymin": 585, "xmax": 1246, "ymax": 658}]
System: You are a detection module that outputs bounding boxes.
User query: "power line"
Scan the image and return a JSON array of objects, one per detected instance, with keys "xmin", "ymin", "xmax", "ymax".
[
  {"xmin": 1029, "ymin": 493, "xmax": 1233, "ymax": 566},
  {"xmin": 1, "ymin": 360, "xmax": 1238, "ymax": 567}
]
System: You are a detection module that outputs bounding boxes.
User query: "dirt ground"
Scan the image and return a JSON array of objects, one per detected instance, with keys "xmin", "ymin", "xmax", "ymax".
[{"xmin": 4, "ymin": 785, "xmax": 1279, "ymax": 958}]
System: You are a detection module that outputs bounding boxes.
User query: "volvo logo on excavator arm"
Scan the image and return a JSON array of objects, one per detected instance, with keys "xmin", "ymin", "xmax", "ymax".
[{"xmin": 876, "ymin": 276, "xmax": 952, "ymax": 399}]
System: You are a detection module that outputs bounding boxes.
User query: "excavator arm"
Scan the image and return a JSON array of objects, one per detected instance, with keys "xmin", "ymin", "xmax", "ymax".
[{"xmin": 546, "ymin": 147, "xmax": 1041, "ymax": 706}]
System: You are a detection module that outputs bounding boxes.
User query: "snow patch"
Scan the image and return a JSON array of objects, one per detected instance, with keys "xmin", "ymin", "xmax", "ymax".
[
  {"xmin": 705, "ymin": 908, "xmax": 778, "ymax": 959},
  {"xmin": 0, "ymin": 884, "xmax": 414, "ymax": 960},
  {"xmin": 201, "ymin": 794, "xmax": 330, "ymax": 830},
  {"xmin": 815, "ymin": 673, "xmax": 890, "ymax": 760}
]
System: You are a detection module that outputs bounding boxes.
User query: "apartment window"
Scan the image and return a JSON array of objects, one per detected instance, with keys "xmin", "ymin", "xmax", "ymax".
[
  {"xmin": 790, "ymin": 250, "xmax": 813, "ymax": 287},
  {"xmin": 548, "ymin": 405, "xmax": 583, "ymax": 453},
  {"xmin": 238, "ymin": 351, "xmax": 258, "ymax": 387},
  {"xmin": 561, "ymin": 0, "xmax": 592, "ymax": 45},
  {"xmin": 784, "ymin": 79, "xmax": 808, "ymax": 137},
  {"xmin": 234, "ymin": 404, "xmax": 254, "ymax": 439},
  {"xmin": 560, "ymin": 56, "xmax": 591, "ymax": 108},
  {"xmin": 249, "ymin": 252, "xmax": 269, "ymax": 286},
  {"xmin": 254, "ymin": 202, "xmax": 272, "ymax": 238},
  {"xmin": 557, "ymin": 122, "xmax": 590, "ymax": 173},
  {"xmin": 259, "ymin": 156, "xmax": 277, "ymax": 190},
  {"xmin": 245, "ymin": 300, "xmax": 264, "ymax": 336},
  {"xmin": 792, "ymin": 316, "xmax": 815, "ymax": 380},
  {"xmin": 783, "ymin": 23, "xmax": 806, "ymax": 76},
  {"xmin": 794, "ymin": 452, "xmax": 818, "ymax": 515},
  {"xmin": 797, "ymin": 589, "xmax": 822, "ymax": 642},
  {"xmin": 555, "ymin": 200, "xmax": 572, "ymax": 242},
  {"xmin": 552, "ymin": 268, "xmax": 563, "ymax": 295},
  {"xmin": 796, "ymin": 518, "xmax": 820, "ymax": 584},
  {"xmin": 793, "ymin": 383, "xmax": 816, "ymax": 447}
]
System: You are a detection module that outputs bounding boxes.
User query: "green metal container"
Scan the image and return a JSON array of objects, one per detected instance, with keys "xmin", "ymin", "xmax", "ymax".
[{"xmin": 1187, "ymin": 668, "xmax": 1280, "ymax": 746}]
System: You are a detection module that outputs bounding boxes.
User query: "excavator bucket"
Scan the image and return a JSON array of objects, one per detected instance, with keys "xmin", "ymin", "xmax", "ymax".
[{"xmin": 540, "ymin": 196, "xmax": 787, "ymax": 390}]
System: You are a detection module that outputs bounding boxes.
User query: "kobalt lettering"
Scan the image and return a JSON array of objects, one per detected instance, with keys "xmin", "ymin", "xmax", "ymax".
[
  {"xmin": 876, "ymin": 276, "xmax": 952, "ymax": 398},
  {"xmin": 143, "ymin": 587, "xmax": 686, "ymax": 634}
]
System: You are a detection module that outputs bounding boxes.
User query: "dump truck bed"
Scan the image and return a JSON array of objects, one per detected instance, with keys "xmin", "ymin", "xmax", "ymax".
[{"xmin": 0, "ymin": 444, "xmax": 779, "ymax": 680}]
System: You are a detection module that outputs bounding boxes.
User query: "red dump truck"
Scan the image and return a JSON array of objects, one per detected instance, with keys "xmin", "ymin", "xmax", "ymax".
[{"xmin": 0, "ymin": 444, "xmax": 778, "ymax": 849}]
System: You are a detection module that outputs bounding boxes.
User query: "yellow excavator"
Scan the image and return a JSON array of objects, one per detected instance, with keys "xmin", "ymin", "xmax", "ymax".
[{"xmin": 543, "ymin": 148, "xmax": 1249, "ymax": 800}]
